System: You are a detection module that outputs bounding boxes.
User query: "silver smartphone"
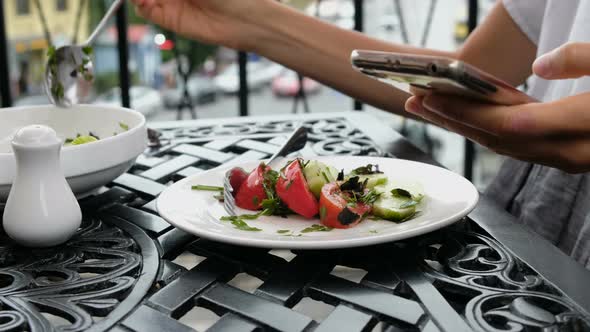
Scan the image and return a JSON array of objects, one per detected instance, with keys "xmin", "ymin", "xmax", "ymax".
[{"xmin": 351, "ymin": 50, "xmax": 535, "ymax": 105}]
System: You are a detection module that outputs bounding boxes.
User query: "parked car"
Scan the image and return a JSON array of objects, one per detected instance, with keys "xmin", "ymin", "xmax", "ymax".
[
  {"xmin": 271, "ymin": 70, "xmax": 321, "ymax": 97},
  {"xmin": 94, "ymin": 86, "xmax": 163, "ymax": 117},
  {"xmin": 161, "ymin": 75, "xmax": 217, "ymax": 108},
  {"xmin": 213, "ymin": 61, "xmax": 284, "ymax": 94}
]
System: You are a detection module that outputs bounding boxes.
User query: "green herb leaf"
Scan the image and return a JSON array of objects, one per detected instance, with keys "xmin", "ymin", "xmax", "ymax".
[
  {"xmin": 192, "ymin": 185, "xmax": 224, "ymax": 191},
  {"xmin": 238, "ymin": 213, "xmax": 263, "ymax": 220},
  {"xmin": 277, "ymin": 230, "xmax": 291, "ymax": 234},
  {"xmin": 82, "ymin": 46, "xmax": 93, "ymax": 55},
  {"xmin": 252, "ymin": 195, "xmax": 260, "ymax": 206},
  {"xmin": 391, "ymin": 188, "xmax": 412, "ymax": 199},
  {"xmin": 231, "ymin": 219, "xmax": 262, "ymax": 231},
  {"xmin": 261, "ymin": 168, "xmax": 291, "ymax": 216},
  {"xmin": 47, "ymin": 46, "xmax": 56, "ymax": 58},
  {"xmin": 360, "ymin": 189, "xmax": 381, "ymax": 205},
  {"xmin": 369, "ymin": 230, "xmax": 378, "ymax": 234},
  {"xmin": 301, "ymin": 224, "xmax": 333, "ymax": 233},
  {"xmin": 119, "ymin": 122, "xmax": 129, "ymax": 131},
  {"xmin": 319, "ymin": 206, "xmax": 327, "ymax": 220},
  {"xmin": 350, "ymin": 164, "xmax": 382, "ymax": 175}
]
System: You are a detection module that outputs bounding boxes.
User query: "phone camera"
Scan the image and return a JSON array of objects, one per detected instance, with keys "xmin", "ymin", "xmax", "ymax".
[{"xmin": 428, "ymin": 63, "xmax": 438, "ymax": 74}]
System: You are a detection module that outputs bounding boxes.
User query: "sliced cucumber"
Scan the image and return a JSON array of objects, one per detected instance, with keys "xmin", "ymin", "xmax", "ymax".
[
  {"xmin": 303, "ymin": 160, "xmax": 338, "ymax": 198},
  {"xmin": 372, "ymin": 194, "xmax": 418, "ymax": 222},
  {"xmin": 373, "ymin": 182, "xmax": 424, "ymax": 222},
  {"xmin": 374, "ymin": 181, "xmax": 424, "ymax": 201},
  {"xmin": 355, "ymin": 174, "xmax": 388, "ymax": 189}
]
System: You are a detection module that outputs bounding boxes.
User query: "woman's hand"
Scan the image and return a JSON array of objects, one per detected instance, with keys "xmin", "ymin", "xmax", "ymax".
[
  {"xmin": 405, "ymin": 42, "xmax": 590, "ymax": 173},
  {"xmin": 130, "ymin": 0, "xmax": 275, "ymax": 50}
]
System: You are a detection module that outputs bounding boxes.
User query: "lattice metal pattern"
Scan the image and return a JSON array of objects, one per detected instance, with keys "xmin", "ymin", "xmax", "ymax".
[{"xmin": 0, "ymin": 117, "xmax": 588, "ymax": 331}]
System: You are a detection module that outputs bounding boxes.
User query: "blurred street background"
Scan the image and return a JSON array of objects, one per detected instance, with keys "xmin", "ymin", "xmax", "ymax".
[{"xmin": 4, "ymin": 0, "xmax": 502, "ymax": 189}]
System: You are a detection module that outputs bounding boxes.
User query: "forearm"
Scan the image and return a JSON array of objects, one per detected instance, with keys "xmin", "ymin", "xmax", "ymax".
[
  {"xmin": 249, "ymin": 2, "xmax": 456, "ymax": 116},
  {"xmin": 457, "ymin": 2, "xmax": 536, "ymax": 87},
  {"xmin": 245, "ymin": 1, "xmax": 535, "ymax": 115}
]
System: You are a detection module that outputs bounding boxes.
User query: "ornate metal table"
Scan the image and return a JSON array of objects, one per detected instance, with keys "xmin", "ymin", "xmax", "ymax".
[{"xmin": 0, "ymin": 112, "xmax": 589, "ymax": 332}]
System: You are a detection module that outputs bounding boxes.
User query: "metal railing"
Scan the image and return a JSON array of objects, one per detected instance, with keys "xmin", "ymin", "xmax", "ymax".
[{"xmin": 0, "ymin": 0, "xmax": 480, "ymax": 180}]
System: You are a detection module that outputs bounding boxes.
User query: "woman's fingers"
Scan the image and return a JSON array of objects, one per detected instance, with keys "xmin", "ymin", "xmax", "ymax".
[
  {"xmin": 533, "ymin": 42, "xmax": 590, "ymax": 79},
  {"xmin": 405, "ymin": 95, "xmax": 590, "ymax": 173}
]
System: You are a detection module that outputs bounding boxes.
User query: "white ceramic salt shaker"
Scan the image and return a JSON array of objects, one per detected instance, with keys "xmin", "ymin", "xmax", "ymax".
[{"xmin": 2, "ymin": 125, "xmax": 81, "ymax": 247}]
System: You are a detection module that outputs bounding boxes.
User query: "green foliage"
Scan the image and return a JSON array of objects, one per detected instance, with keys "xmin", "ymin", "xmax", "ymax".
[{"xmin": 93, "ymin": 71, "xmax": 139, "ymax": 94}]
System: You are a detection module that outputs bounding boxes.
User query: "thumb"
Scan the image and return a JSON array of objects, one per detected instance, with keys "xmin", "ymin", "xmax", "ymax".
[{"xmin": 533, "ymin": 42, "xmax": 590, "ymax": 79}]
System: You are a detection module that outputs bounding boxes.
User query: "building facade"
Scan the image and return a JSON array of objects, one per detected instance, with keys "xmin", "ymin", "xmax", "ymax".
[{"xmin": 5, "ymin": 0, "xmax": 90, "ymax": 96}]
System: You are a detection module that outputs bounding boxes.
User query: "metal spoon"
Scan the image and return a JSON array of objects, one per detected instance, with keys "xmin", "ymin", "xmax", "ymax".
[{"xmin": 44, "ymin": 0, "xmax": 125, "ymax": 107}]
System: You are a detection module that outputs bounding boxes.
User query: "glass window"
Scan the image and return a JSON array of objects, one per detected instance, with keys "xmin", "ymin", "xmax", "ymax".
[
  {"xmin": 15, "ymin": 0, "xmax": 30, "ymax": 15},
  {"xmin": 56, "ymin": 0, "xmax": 67, "ymax": 12}
]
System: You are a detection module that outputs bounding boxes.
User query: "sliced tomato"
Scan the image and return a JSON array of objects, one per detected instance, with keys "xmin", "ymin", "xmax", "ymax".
[
  {"xmin": 228, "ymin": 167, "xmax": 248, "ymax": 193},
  {"xmin": 235, "ymin": 164, "xmax": 269, "ymax": 211},
  {"xmin": 276, "ymin": 159, "xmax": 319, "ymax": 218},
  {"xmin": 319, "ymin": 183, "xmax": 371, "ymax": 229}
]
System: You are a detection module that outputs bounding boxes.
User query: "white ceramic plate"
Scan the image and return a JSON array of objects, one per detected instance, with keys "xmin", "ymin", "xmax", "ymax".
[
  {"xmin": 157, "ymin": 156, "xmax": 479, "ymax": 249},
  {"xmin": 0, "ymin": 104, "xmax": 147, "ymax": 200}
]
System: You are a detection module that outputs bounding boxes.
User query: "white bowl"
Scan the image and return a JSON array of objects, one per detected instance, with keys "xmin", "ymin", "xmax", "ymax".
[{"xmin": 0, "ymin": 104, "xmax": 147, "ymax": 201}]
